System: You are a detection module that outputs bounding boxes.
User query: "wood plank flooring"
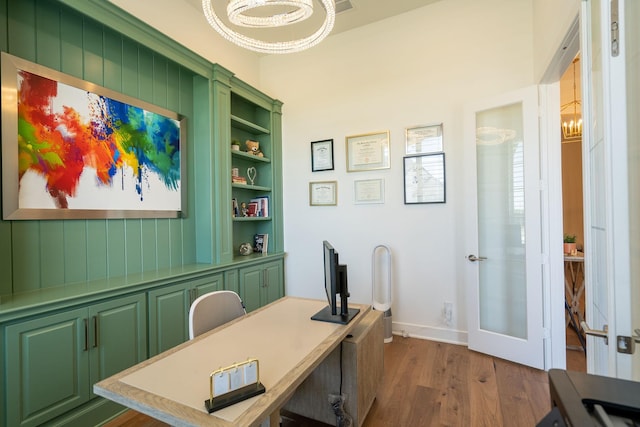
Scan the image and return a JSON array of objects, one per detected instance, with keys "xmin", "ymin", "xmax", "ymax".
[{"xmin": 105, "ymin": 337, "xmax": 552, "ymax": 427}]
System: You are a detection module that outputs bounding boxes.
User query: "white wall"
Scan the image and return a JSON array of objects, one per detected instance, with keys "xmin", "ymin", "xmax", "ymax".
[{"xmin": 259, "ymin": 0, "xmax": 535, "ymax": 343}]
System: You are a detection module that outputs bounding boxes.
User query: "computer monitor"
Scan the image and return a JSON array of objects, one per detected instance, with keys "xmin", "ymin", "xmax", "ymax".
[{"xmin": 311, "ymin": 240, "xmax": 360, "ymax": 324}]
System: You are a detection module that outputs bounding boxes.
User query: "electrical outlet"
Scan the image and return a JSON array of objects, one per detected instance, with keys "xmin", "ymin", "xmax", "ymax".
[{"xmin": 444, "ymin": 302, "xmax": 453, "ymax": 324}]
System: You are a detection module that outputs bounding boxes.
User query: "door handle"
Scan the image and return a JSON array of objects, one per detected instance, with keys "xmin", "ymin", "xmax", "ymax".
[
  {"xmin": 93, "ymin": 316, "xmax": 99, "ymax": 348},
  {"xmin": 83, "ymin": 318, "xmax": 89, "ymax": 351},
  {"xmin": 581, "ymin": 321, "xmax": 608, "ymax": 345},
  {"xmin": 467, "ymin": 254, "xmax": 487, "ymax": 262}
]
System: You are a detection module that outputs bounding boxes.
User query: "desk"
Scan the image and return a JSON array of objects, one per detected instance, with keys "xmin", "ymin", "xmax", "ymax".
[
  {"xmin": 94, "ymin": 297, "xmax": 369, "ymax": 427},
  {"xmin": 564, "ymin": 254, "xmax": 585, "ymax": 352}
]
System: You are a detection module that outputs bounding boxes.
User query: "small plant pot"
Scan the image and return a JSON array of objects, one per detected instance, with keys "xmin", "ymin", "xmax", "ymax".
[{"xmin": 564, "ymin": 242, "xmax": 577, "ymax": 255}]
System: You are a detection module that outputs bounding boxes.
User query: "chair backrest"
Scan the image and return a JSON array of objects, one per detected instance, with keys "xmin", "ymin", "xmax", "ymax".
[{"xmin": 188, "ymin": 290, "xmax": 246, "ymax": 339}]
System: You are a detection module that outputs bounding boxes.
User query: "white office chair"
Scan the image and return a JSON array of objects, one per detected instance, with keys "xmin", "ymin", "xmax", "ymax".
[{"xmin": 188, "ymin": 290, "xmax": 246, "ymax": 339}]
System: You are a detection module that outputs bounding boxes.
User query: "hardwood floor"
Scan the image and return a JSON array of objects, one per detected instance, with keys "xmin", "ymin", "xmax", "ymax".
[{"xmin": 105, "ymin": 337, "xmax": 551, "ymax": 427}]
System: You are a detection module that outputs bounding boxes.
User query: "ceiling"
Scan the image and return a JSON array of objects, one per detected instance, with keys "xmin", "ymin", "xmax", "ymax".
[{"xmin": 187, "ymin": 0, "xmax": 442, "ymax": 37}]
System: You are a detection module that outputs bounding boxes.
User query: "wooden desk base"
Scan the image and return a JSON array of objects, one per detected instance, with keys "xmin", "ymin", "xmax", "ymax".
[{"xmin": 283, "ymin": 309, "xmax": 384, "ymax": 426}]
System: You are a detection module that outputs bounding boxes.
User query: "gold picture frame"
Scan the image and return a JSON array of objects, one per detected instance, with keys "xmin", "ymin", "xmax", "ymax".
[
  {"xmin": 346, "ymin": 131, "xmax": 390, "ymax": 172},
  {"xmin": 309, "ymin": 181, "xmax": 337, "ymax": 206}
]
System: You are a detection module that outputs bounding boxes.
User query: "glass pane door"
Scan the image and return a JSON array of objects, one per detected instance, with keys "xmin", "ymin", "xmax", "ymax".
[{"xmin": 476, "ymin": 103, "xmax": 527, "ymax": 338}]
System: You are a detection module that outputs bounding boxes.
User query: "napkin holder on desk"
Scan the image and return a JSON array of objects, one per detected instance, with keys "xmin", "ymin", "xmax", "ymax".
[{"xmin": 205, "ymin": 358, "xmax": 265, "ymax": 413}]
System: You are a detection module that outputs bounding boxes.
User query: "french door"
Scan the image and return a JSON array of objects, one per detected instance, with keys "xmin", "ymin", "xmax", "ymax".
[
  {"xmin": 581, "ymin": 0, "xmax": 640, "ymax": 379},
  {"xmin": 463, "ymin": 87, "xmax": 544, "ymax": 370}
]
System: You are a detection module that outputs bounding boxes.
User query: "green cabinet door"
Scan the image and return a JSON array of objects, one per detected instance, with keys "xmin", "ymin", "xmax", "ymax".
[
  {"xmin": 239, "ymin": 260, "xmax": 284, "ymax": 313},
  {"xmin": 263, "ymin": 261, "xmax": 283, "ymax": 305},
  {"xmin": 148, "ymin": 282, "xmax": 190, "ymax": 356},
  {"xmin": 148, "ymin": 275, "xmax": 223, "ymax": 356},
  {"xmin": 239, "ymin": 266, "xmax": 263, "ymax": 313},
  {"xmin": 193, "ymin": 274, "xmax": 223, "ymax": 299},
  {"xmin": 5, "ymin": 308, "xmax": 90, "ymax": 427},
  {"xmin": 89, "ymin": 294, "xmax": 147, "ymax": 396},
  {"xmin": 4, "ymin": 295, "xmax": 148, "ymax": 427}
]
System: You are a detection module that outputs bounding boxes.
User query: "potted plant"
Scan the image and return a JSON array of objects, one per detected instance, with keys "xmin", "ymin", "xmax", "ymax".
[
  {"xmin": 563, "ymin": 233, "xmax": 577, "ymax": 255},
  {"xmin": 231, "ymin": 139, "xmax": 241, "ymax": 151}
]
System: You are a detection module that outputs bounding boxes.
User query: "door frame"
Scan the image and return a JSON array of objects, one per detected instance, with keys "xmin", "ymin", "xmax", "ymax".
[{"xmin": 538, "ymin": 15, "xmax": 581, "ymax": 371}]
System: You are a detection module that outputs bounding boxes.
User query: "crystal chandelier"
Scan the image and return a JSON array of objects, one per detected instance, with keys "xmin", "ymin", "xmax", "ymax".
[
  {"xmin": 202, "ymin": 0, "xmax": 335, "ymax": 54},
  {"xmin": 561, "ymin": 57, "xmax": 582, "ymax": 142}
]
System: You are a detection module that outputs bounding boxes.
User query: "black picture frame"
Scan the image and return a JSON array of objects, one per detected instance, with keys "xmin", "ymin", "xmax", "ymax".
[
  {"xmin": 403, "ymin": 153, "xmax": 446, "ymax": 204},
  {"xmin": 311, "ymin": 139, "xmax": 334, "ymax": 172}
]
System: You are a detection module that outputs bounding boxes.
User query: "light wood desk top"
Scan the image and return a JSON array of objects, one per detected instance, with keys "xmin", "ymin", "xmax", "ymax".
[{"xmin": 94, "ymin": 297, "xmax": 369, "ymax": 427}]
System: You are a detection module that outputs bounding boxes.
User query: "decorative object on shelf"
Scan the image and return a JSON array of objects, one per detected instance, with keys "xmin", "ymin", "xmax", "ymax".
[
  {"xmin": 1, "ymin": 52, "xmax": 186, "ymax": 220},
  {"xmin": 250, "ymin": 196, "xmax": 269, "ymax": 217},
  {"xmin": 241, "ymin": 202, "xmax": 248, "ymax": 217},
  {"xmin": 201, "ymin": 0, "xmax": 335, "ymax": 54},
  {"xmin": 232, "ymin": 175, "xmax": 247, "ymax": 184},
  {"xmin": 311, "ymin": 139, "xmax": 334, "ymax": 172},
  {"xmin": 403, "ymin": 153, "xmax": 446, "ymax": 204},
  {"xmin": 247, "ymin": 167, "xmax": 257, "ymax": 185},
  {"xmin": 239, "ymin": 242, "xmax": 253, "ymax": 256},
  {"xmin": 231, "ymin": 140, "xmax": 241, "ymax": 151},
  {"xmin": 232, "ymin": 198, "xmax": 239, "ymax": 217},
  {"xmin": 231, "ymin": 167, "xmax": 239, "ymax": 177},
  {"xmin": 247, "ymin": 201, "xmax": 259, "ymax": 216},
  {"xmin": 405, "ymin": 123, "xmax": 443, "ymax": 154},
  {"xmin": 346, "ymin": 131, "xmax": 390, "ymax": 172},
  {"xmin": 254, "ymin": 233, "xmax": 268, "ymax": 254},
  {"xmin": 205, "ymin": 359, "xmax": 265, "ymax": 413},
  {"xmin": 245, "ymin": 139, "xmax": 264, "ymax": 157},
  {"xmin": 564, "ymin": 233, "xmax": 577, "ymax": 255},
  {"xmin": 309, "ymin": 181, "xmax": 337, "ymax": 206},
  {"xmin": 561, "ymin": 56, "xmax": 582, "ymax": 142}
]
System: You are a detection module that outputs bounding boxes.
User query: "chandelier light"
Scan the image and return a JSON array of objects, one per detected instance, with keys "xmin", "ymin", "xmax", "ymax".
[
  {"xmin": 561, "ymin": 57, "xmax": 582, "ymax": 142},
  {"xmin": 202, "ymin": 0, "xmax": 335, "ymax": 54}
]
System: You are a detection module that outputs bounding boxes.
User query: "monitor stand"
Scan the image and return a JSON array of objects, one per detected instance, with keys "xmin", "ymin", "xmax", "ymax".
[{"xmin": 311, "ymin": 305, "xmax": 360, "ymax": 325}]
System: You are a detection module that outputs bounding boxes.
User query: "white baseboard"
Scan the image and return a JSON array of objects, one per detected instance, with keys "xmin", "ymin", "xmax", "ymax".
[{"xmin": 391, "ymin": 321, "xmax": 468, "ymax": 346}]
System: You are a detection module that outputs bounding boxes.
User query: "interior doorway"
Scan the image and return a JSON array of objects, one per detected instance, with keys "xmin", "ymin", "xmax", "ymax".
[{"xmin": 559, "ymin": 55, "xmax": 586, "ymax": 372}]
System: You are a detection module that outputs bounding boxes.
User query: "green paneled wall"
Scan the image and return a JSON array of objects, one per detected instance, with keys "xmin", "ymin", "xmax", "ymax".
[{"xmin": 0, "ymin": 0, "xmax": 202, "ymax": 294}]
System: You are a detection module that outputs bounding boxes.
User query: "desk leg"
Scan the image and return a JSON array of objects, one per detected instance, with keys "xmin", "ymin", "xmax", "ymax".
[{"xmin": 268, "ymin": 410, "xmax": 280, "ymax": 427}]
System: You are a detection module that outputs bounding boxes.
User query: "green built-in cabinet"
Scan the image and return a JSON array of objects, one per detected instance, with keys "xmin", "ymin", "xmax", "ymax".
[
  {"xmin": 0, "ymin": 257, "xmax": 284, "ymax": 427},
  {"xmin": 5, "ymin": 294, "xmax": 146, "ymax": 427},
  {"xmin": 211, "ymin": 66, "xmax": 284, "ymax": 263},
  {"xmin": 240, "ymin": 261, "xmax": 285, "ymax": 313},
  {"xmin": 0, "ymin": 1, "xmax": 286, "ymax": 426},
  {"xmin": 147, "ymin": 274, "xmax": 222, "ymax": 356}
]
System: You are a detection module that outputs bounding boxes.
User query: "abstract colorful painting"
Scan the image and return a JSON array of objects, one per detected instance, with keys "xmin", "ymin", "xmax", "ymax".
[{"xmin": 1, "ymin": 52, "xmax": 185, "ymax": 220}]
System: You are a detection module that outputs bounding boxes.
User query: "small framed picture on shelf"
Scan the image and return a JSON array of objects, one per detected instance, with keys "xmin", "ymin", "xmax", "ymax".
[
  {"xmin": 247, "ymin": 202, "xmax": 259, "ymax": 216},
  {"xmin": 250, "ymin": 196, "xmax": 269, "ymax": 217},
  {"xmin": 405, "ymin": 123, "xmax": 443, "ymax": 154},
  {"xmin": 309, "ymin": 181, "xmax": 337, "ymax": 206},
  {"xmin": 403, "ymin": 153, "xmax": 446, "ymax": 204},
  {"xmin": 254, "ymin": 233, "xmax": 268, "ymax": 254},
  {"xmin": 311, "ymin": 139, "xmax": 334, "ymax": 172}
]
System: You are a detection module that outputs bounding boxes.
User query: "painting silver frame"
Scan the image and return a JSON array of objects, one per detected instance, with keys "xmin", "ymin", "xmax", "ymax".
[{"xmin": 1, "ymin": 52, "xmax": 187, "ymax": 220}]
